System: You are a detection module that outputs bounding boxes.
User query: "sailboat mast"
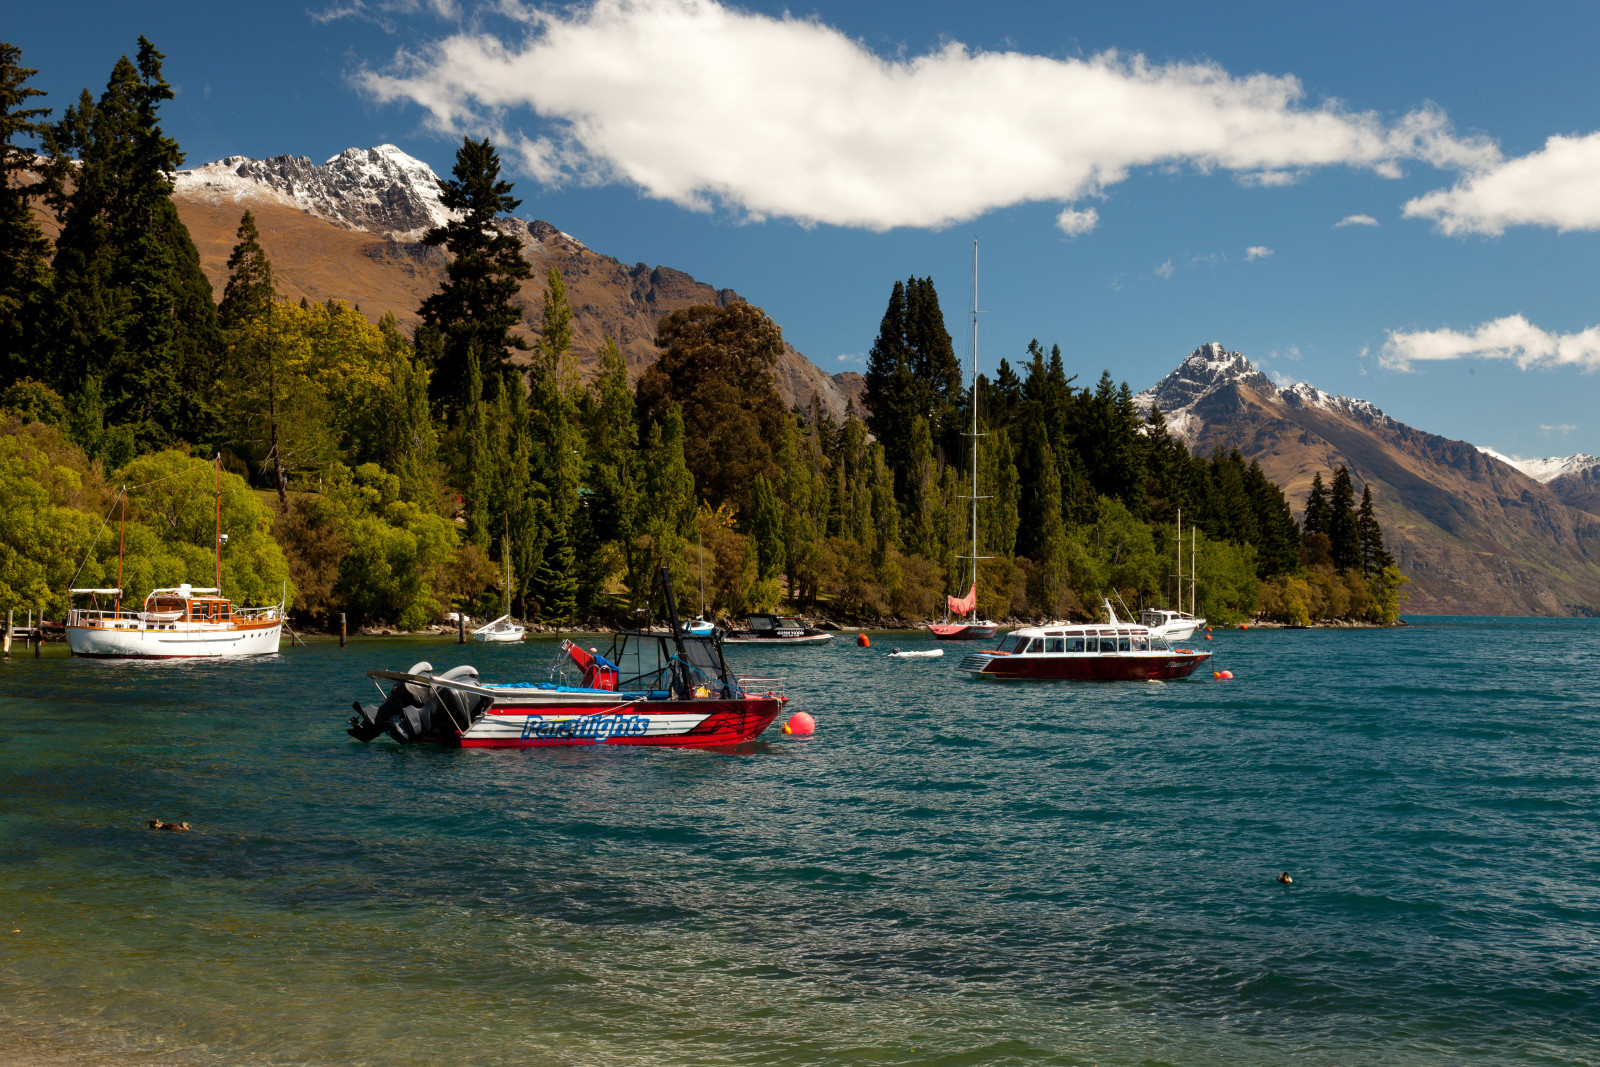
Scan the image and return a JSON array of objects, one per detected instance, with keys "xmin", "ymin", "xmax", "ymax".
[
  {"xmin": 1176, "ymin": 508, "xmax": 1182, "ymax": 611},
  {"xmin": 116, "ymin": 488, "xmax": 125, "ymax": 615},
  {"xmin": 969, "ymin": 238, "xmax": 980, "ymax": 610},
  {"xmin": 1191, "ymin": 526, "xmax": 1197, "ymax": 618},
  {"xmin": 214, "ymin": 453, "xmax": 222, "ymax": 594}
]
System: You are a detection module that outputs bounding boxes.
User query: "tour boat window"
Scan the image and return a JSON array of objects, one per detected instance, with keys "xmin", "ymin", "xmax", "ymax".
[
  {"xmin": 1098, "ymin": 638, "xmax": 1118, "ymax": 653},
  {"xmin": 996, "ymin": 634, "xmax": 1025, "ymax": 654},
  {"xmin": 1118, "ymin": 637, "xmax": 1131, "ymax": 653},
  {"xmin": 1066, "ymin": 637, "xmax": 1085, "ymax": 653},
  {"xmin": 1045, "ymin": 637, "xmax": 1064, "ymax": 653},
  {"xmin": 1024, "ymin": 638, "xmax": 1043, "ymax": 654},
  {"xmin": 1133, "ymin": 637, "xmax": 1149, "ymax": 651}
]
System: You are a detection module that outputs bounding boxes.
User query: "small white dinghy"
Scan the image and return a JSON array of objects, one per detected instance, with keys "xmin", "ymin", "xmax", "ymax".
[
  {"xmin": 473, "ymin": 614, "xmax": 526, "ymax": 643},
  {"xmin": 887, "ymin": 648, "xmax": 944, "ymax": 659}
]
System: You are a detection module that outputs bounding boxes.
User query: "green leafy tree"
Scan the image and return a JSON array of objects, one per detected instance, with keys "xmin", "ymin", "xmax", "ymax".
[
  {"xmin": 417, "ymin": 136, "xmax": 531, "ymax": 417},
  {"xmin": 636, "ymin": 301, "xmax": 786, "ymax": 514}
]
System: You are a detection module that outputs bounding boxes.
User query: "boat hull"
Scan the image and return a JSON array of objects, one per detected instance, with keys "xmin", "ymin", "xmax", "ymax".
[
  {"xmin": 927, "ymin": 622, "xmax": 999, "ymax": 641},
  {"xmin": 67, "ymin": 621, "xmax": 282, "ymax": 659},
  {"xmin": 454, "ymin": 697, "xmax": 787, "ymax": 747},
  {"xmin": 722, "ymin": 633, "xmax": 833, "ymax": 645},
  {"xmin": 957, "ymin": 650, "xmax": 1211, "ymax": 681},
  {"xmin": 473, "ymin": 631, "xmax": 525, "ymax": 643}
]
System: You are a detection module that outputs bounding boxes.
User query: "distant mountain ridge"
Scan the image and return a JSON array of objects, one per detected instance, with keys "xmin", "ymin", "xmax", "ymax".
[
  {"xmin": 1136, "ymin": 343, "xmax": 1600, "ymax": 615},
  {"xmin": 170, "ymin": 145, "xmax": 860, "ymax": 418}
]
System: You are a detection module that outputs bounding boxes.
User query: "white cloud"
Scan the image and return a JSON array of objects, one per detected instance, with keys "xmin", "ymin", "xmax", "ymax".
[
  {"xmin": 1237, "ymin": 169, "xmax": 1303, "ymax": 187},
  {"xmin": 836, "ymin": 353, "xmax": 861, "ymax": 364},
  {"xmin": 1404, "ymin": 132, "xmax": 1600, "ymax": 235},
  {"xmin": 1269, "ymin": 369, "xmax": 1301, "ymax": 388},
  {"xmin": 1382, "ymin": 314, "xmax": 1600, "ymax": 371},
  {"xmin": 1154, "ymin": 259, "xmax": 1174, "ymax": 279},
  {"xmin": 1540, "ymin": 423, "xmax": 1577, "ymax": 437},
  {"xmin": 358, "ymin": 0, "xmax": 1498, "ymax": 230},
  {"xmin": 1335, "ymin": 213, "xmax": 1379, "ymax": 227},
  {"xmin": 1245, "ymin": 245, "xmax": 1273, "ymax": 260},
  {"xmin": 1055, "ymin": 205, "xmax": 1098, "ymax": 236}
]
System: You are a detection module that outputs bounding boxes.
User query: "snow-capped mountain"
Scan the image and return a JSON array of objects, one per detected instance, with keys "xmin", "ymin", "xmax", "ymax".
[
  {"xmin": 1135, "ymin": 342, "xmax": 1393, "ymax": 442},
  {"xmin": 1474, "ymin": 449, "xmax": 1600, "ymax": 484},
  {"xmin": 175, "ymin": 145, "xmax": 455, "ymax": 241},
  {"xmin": 1131, "ymin": 341, "xmax": 1600, "ymax": 616}
]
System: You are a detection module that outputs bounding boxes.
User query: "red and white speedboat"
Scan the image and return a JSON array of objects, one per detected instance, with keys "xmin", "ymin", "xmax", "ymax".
[
  {"xmin": 347, "ymin": 570, "xmax": 791, "ymax": 749},
  {"xmin": 957, "ymin": 600, "xmax": 1211, "ymax": 681}
]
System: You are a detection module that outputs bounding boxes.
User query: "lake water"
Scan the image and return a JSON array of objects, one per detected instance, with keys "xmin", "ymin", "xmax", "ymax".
[{"xmin": 2, "ymin": 618, "xmax": 1597, "ymax": 1065}]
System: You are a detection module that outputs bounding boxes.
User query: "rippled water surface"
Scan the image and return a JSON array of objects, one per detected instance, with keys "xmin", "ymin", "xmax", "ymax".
[{"xmin": 2, "ymin": 618, "xmax": 1598, "ymax": 1065}]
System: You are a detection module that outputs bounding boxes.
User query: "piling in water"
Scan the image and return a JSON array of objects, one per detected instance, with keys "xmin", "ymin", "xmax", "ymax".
[{"xmin": 340, "ymin": 613, "xmax": 347, "ymax": 648}]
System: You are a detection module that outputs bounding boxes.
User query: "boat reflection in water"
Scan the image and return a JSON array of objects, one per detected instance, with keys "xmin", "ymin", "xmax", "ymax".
[{"xmin": 957, "ymin": 600, "xmax": 1211, "ymax": 681}]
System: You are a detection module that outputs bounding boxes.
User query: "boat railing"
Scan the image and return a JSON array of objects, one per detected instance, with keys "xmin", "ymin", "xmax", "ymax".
[
  {"xmin": 734, "ymin": 675, "xmax": 786, "ymax": 699},
  {"xmin": 67, "ymin": 604, "xmax": 282, "ymax": 626}
]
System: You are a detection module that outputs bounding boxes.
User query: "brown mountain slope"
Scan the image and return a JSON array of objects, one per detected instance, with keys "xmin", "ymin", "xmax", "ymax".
[
  {"xmin": 1138, "ymin": 344, "xmax": 1600, "ymax": 615},
  {"xmin": 173, "ymin": 192, "xmax": 857, "ymax": 417}
]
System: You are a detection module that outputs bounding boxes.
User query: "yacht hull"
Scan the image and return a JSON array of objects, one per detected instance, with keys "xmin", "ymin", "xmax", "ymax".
[
  {"xmin": 957, "ymin": 650, "xmax": 1210, "ymax": 681},
  {"xmin": 66, "ymin": 621, "xmax": 282, "ymax": 658},
  {"xmin": 927, "ymin": 622, "xmax": 999, "ymax": 641}
]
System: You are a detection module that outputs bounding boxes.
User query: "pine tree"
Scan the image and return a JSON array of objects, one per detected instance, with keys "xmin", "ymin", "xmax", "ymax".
[
  {"xmin": 218, "ymin": 210, "xmax": 274, "ymax": 330},
  {"xmin": 901, "ymin": 414, "xmax": 939, "ymax": 558},
  {"xmin": 460, "ymin": 344, "xmax": 492, "ymax": 547},
  {"xmin": 1356, "ymin": 484, "xmax": 1394, "ymax": 578},
  {"xmin": 750, "ymin": 473, "xmax": 786, "ymax": 582},
  {"xmin": 1327, "ymin": 466, "xmax": 1359, "ymax": 573},
  {"xmin": 0, "ymin": 41, "xmax": 52, "ymax": 384},
  {"xmin": 864, "ymin": 275, "xmax": 964, "ymax": 486},
  {"xmin": 41, "ymin": 38, "xmax": 219, "ymax": 444},
  {"xmin": 1302, "ymin": 471, "xmax": 1330, "ymax": 539},
  {"xmin": 635, "ymin": 404, "xmax": 696, "ymax": 607},
  {"xmin": 580, "ymin": 336, "xmax": 637, "ymax": 613},
  {"xmin": 417, "ymin": 136, "xmax": 531, "ymax": 418}
]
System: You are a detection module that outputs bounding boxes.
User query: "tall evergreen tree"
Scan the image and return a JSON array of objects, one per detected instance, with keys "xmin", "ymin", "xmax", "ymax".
[
  {"xmin": 1356, "ymin": 484, "xmax": 1394, "ymax": 578},
  {"xmin": 218, "ymin": 210, "xmax": 274, "ymax": 330},
  {"xmin": 1327, "ymin": 466, "xmax": 1359, "ymax": 573},
  {"xmin": 580, "ymin": 336, "xmax": 637, "ymax": 613},
  {"xmin": 1302, "ymin": 471, "xmax": 1330, "ymax": 539},
  {"xmin": 417, "ymin": 136, "xmax": 531, "ymax": 418},
  {"xmin": 863, "ymin": 275, "xmax": 965, "ymax": 487},
  {"xmin": 41, "ymin": 38, "xmax": 218, "ymax": 443},
  {"xmin": 0, "ymin": 41, "xmax": 52, "ymax": 384}
]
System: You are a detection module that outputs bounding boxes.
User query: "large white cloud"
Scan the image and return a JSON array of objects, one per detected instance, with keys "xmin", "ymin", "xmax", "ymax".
[
  {"xmin": 359, "ymin": 0, "xmax": 1497, "ymax": 230},
  {"xmin": 1403, "ymin": 132, "xmax": 1600, "ymax": 235},
  {"xmin": 1383, "ymin": 314, "xmax": 1600, "ymax": 371}
]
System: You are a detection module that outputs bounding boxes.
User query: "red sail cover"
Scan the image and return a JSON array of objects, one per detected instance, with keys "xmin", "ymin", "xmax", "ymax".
[{"xmin": 947, "ymin": 583, "xmax": 977, "ymax": 616}]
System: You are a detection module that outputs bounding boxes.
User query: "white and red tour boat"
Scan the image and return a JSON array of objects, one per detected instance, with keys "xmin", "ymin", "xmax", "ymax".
[
  {"xmin": 956, "ymin": 600, "xmax": 1211, "ymax": 681},
  {"xmin": 65, "ymin": 457, "xmax": 283, "ymax": 659},
  {"xmin": 347, "ymin": 569, "xmax": 791, "ymax": 748},
  {"xmin": 929, "ymin": 240, "xmax": 999, "ymax": 642}
]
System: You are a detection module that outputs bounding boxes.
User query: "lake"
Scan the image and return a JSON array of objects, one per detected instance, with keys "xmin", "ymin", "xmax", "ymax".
[{"xmin": 2, "ymin": 617, "xmax": 1597, "ymax": 1065}]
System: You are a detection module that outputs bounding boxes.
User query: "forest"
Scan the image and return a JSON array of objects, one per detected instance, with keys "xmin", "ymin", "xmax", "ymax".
[{"xmin": 0, "ymin": 39, "xmax": 1408, "ymax": 630}]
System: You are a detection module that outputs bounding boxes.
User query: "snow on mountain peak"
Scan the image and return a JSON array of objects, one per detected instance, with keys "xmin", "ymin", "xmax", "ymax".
[
  {"xmin": 1476, "ymin": 449, "xmax": 1600, "ymax": 483},
  {"xmin": 1136, "ymin": 342, "xmax": 1393, "ymax": 443},
  {"xmin": 174, "ymin": 144, "xmax": 455, "ymax": 240}
]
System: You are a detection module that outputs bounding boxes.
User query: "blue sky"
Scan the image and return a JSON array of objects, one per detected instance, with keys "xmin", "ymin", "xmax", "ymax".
[{"xmin": 13, "ymin": 1, "xmax": 1600, "ymax": 459}]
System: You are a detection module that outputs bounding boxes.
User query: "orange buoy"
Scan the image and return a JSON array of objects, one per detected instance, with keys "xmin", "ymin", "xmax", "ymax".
[
  {"xmin": 1216, "ymin": 670, "xmax": 1233, "ymax": 680},
  {"xmin": 1205, "ymin": 634, "xmax": 1212, "ymax": 641},
  {"xmin": 1239, "ymin": 623, "xmax": 1249, "ymax": 630},
  {"xmin": 856, "ymin": 633, "xmax": 870, "ymax": 647},
  {"xmin": 784, "ymin": 711, "xmax": 816, "ymax": 736}
]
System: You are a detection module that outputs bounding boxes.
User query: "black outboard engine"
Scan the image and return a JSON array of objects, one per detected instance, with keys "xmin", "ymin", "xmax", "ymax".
[{"xmin": 348, "ymin": 663, "xmax": 492, "ymax": 743}]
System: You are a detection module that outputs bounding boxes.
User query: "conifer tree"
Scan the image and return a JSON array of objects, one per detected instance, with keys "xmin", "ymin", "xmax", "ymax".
[
  {"xmin": 1327, "ymin": 466, "xmax": 1359, "ymax": 573},
  {"xmin": 417, "ymin": 136, "xmax": 531, "ymax": 417},
  {"xmin": 218, "ymin": 210, "xmax": 274, "ymax": 330},
  {"xmin": 460, "ymin": 345, "xmax": 492, "ymax": 547},
  {"xmin": 901, "ymin": 414, "xmax": 939, "ymax": 558},
  {"xmin": 0, "ymin": 42, "xmax": 52, "ymax": 384},
  {"xmin": 580, "ymin": 336, "xmax": 637, "ymax": 612},
  {"xmin": 1356, "ymin": 484, "xmax": 1394, "ymax": 578},
  {"xmin": 635, "ymin": 404, "xmax": 696, "ymax": 606},
  {"xmin": 41, "ymin": 38, "xmax": 219, "ymax": 443},
  {"xmin": 750, "ymin": 474, "xmax": 786, "ymax": 582},
  {"xmin": 1302, "ymin": 472, "xmax": 1330, "ymax": 539},
  {"xmin": 864, "ymin": 275, "xmax": 965, "ymax": 485},
  {"xmin": 866, "ymin": 442, "xmax": 899, "ymax": 572}
]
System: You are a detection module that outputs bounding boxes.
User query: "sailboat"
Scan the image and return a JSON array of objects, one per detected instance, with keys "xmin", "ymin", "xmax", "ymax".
[
  {"xmin": 928, "ymin": 239, "xmax": 1000, "ymax": 642},
  {"xmin": 685, "ymin": 521, "xmax": 715, "ymax": 636},
  {"xmin": 65, "ymin": 455, "xmax": 285, "ymax": 658},
  {"xmin": 473, "ymin": 537, "xmax": 526, "ymax": 643},
  {"xmin": 1139, "ymin": 508, "xmax": 1206, "ymax": 640}
]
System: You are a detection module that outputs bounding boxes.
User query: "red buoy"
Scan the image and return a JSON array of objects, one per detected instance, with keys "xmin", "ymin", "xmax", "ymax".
[
  {"xmin": 1213, "ymin": 669, "xmax": 1233, "ymax": 680},
  {"xmin": 784, "ymin": 711, "xmax": 816, "ymax": 736},
  {"xmin": 1205, "ymin": 634, "xmax": 1213, "ymax": 641},
  {"xmin": 856, "ymin": 633, "xmax": 870, "ymax": 647}
]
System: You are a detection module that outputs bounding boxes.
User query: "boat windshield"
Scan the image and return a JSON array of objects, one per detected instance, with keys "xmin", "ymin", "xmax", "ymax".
[{"xmin": 995, "ymin": 633, "xmax": 1026, "ymax": 654}]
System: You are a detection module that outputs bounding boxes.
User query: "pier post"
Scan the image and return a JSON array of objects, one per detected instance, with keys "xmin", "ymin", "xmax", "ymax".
[
  {"xmin": 340, "ymin": 613, "xmax": 347, "ymax": 648},
  {"xmin": 34, "ymin": 626, "xmax": 41, "ymax": 657},
  {"xmin": 458, "ymin": 615, "xmax": 465, "ymax": 643},
  {"xmin": 4, "ymin": 610, "xmax": 11, "ymax": 658}
]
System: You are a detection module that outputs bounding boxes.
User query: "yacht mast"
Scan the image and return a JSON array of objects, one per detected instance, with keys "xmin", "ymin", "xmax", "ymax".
[
  {"xmin": 214, "ymin": 453, "xmax": 222, "ymax": 594},
  {"xmin": 969, "ymin": 238, "xmax": 980, "ymax": 605},
  {"xmin": 1176, "ymin": 508, "xmax": 1182, "ymax": 612}
]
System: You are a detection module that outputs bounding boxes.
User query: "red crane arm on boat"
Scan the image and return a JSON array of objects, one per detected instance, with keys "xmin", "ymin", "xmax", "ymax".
[{"xmin": 559, "ymin": 639, "xmax": 620, "ymax": 691}]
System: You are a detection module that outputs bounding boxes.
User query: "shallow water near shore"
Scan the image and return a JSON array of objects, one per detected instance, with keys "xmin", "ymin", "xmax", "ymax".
[{"xmin": 2, "ymin": 617, "xmax": 1598, "ymax": 1065}]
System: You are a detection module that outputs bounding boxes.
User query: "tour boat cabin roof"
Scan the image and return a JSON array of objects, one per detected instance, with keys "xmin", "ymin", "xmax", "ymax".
[{"xmin": 1004, "ymin": 622, "xmax": 1154, "ymax": 639}]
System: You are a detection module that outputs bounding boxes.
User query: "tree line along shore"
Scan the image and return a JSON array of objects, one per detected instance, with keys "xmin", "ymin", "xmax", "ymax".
[{"xmin": 0, "ymin": 38, "xmax": 1408, "ymax": 631}]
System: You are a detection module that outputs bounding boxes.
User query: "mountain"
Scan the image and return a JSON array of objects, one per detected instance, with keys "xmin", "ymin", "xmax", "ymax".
[
  {"xmin": 170, "ymin": 145, "xmax": 861, "ymax": 418},
  {"xmin": 1477, "ymin": 449, "xmax": 1600, "ymax": 516},
  {"xmin": 1137, "ymin": 343, "xmax": 1600, "ymax": 615}
]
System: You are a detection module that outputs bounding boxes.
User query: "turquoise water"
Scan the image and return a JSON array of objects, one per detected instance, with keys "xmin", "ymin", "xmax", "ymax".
[{"xmin": 1, "ymin": 618, "xmax": 1597, "ymax": 1065}]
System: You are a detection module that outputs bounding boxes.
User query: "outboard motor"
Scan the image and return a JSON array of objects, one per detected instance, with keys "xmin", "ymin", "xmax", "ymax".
[
  {"xmin": 432, "ymin": 665, "xmax": 492, "ymax": 732},
  {"xmin": 347, "ymin": 661, "xmax": 434, "ymax": 742}
]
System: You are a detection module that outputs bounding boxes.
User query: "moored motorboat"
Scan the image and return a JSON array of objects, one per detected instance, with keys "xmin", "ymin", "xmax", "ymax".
[
  {"xmin": 472, "ymin": 614, "xmax": 526, "ymax": 642},
  {"xmin": 347, "ymin": 569, "xmax": 791, "ymax": 748},
  {"xmin": 721, "ymin": 614, "xmax": 833, "ymax": 644},
  {"xmin": 888, "ymin": 647, "xmax": 944, "ymax": 659},
  {"xmin": 957, "ymin": 600, "xmax": 1211, "ymax": 681}
]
